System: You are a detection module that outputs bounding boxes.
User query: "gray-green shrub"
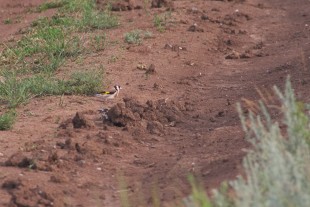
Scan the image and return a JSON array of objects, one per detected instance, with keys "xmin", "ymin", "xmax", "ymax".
[{"xmin": 212, "ymin": 78, "xmax": 310, "ymax": 207}]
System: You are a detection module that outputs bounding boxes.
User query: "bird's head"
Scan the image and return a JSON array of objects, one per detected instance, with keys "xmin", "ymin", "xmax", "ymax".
[{"xmin": 114, "ymin": 85, "xmax": 122, "ymax": 91}]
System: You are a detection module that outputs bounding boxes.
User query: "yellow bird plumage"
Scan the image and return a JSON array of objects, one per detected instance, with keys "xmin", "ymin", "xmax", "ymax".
[{"xmin": 96, "ymin": 85, "xmax": 121, "ymax": 100}]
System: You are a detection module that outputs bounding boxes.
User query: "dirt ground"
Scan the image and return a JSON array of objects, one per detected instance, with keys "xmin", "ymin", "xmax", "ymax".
[{"xmin": 0, "ymin": 0, "xmax": 310, "ymax": 206}]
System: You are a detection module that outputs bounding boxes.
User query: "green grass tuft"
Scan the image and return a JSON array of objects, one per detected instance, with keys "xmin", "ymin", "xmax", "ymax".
[
  {"xmin": 0, "ymin": 0, "xmax": 113, "ymax": 130},
  {"xmin": 0, "ymin": 110, "xmax": 16, "ymax": 130},
  {"xmin": 3, "ymin": 18, "xmax": 12, "ymax": 24},
  {"xmin": 124, "ymin": 30, "xmax": 142, "ymax": 44},
  {"xmin": 124, "ymin": 30, "xmax": 153, "ymax": 44},
  {"xmin": 36, "ymin": 1, "xmax": 65, "ymax": 12},
  {"xmin": 0, "ymin": 69, "xmax": 103, "ymax": 109},
  {"xmin": 1, "ymin": 0, "xmax": 117, "ymax": 73},
  {"xmin": 58, "ymin": 0, "xmax": 119, "ymax": 30},
  {"xmin": 63, "ymin": 70, "xmax": 104, "ymax": 95},
  {"xmin": 153, "ymin": 12, "xmax": 171, "ymax": 32},
  {"xmin": 0, "ymin": 71, "xmax": 32, "ymax": 108},
  {"xmin": 80, "ymin": 5, "xmax": 119, "ymax": 30},
  {"xmin": 90, "ymin": 34, "xmax": 107, "ymax": 51},
  {"xmin": 1, "ymin": 24, "xmax": 81, "ymax": 73}
]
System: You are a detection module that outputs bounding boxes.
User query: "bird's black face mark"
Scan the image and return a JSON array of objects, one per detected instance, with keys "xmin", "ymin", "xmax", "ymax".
[{"xmin": 114, "ymin": 85, "xmax": 121, "ymax": 91}]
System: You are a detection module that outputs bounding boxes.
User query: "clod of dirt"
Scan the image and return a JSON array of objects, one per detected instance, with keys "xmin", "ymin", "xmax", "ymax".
[
  {"xmin": 75, "ymin": 143, "xmax": 83, "ymax": 154},
  {"xmin": 111, "ymin": 2, "xmax": 129, "ymax": 11},
  {"xmin": 234, "ymin": 11, "xmax": 251, "ymax": 21},
  {"xmin": 209, "ymin": 117, "xmax": 216, "ymax": 123},
  {"xmin": 107, "ymin": 102, "xmax": 140, "ymax": 127},
  {"xmin": 224, "ymin": 39, "xmax": 232, "ymax": 46},
  {"xmin": 187, "ymin": 7, "xmax": 200, "ymax": 14},
  {"xmin": 201, "ymin": 14, "xmax": 209, "ymax": 20},
  {"xmin": 146, "ymin": 64, "xmax": 156, "ymax": 75},
  {"xmin": 216, "ymin": 111, "xmax": 225, "ymax": 117},
  {"xmin": 106, "ymin": 98, "xmax": 184, "ymax": 134},
  {"xmin": 48, "ymin": 151, "xmax": 59, "ymax": 163},
  {"xmin": 58, "ymin": 119, "xmax": 72, "ymax": 129},
  {"xmin": 187, "ymin": 24, "xmax": 204, "ymax": 32},
  {"xmin": 72, "ymin": 112, "xmax": 91, "ymax": 129},
  {"xmin": 185, "ymin": 60, "xmax": 195, "ymax": 66},
  {"xmin": 50, "ymin": 174, "xmax": 69, "ymax": 183},
  {"xmin": 253, "ymin": 41, "xmax": 264, "ymax": 49},
  {"xmin": 164, "ymin": 44, "xmax": 187, "ymax": 52},
  {"xmin": 110, "ymin": 0, "xmax": 142, "ymax": 11},
  {"xmin": 56, "ymin": 142, "xmax": 66, "ymax": 149},
  {"xmin": 9, "ymin": 186, "xmax": 54, "ymax": 207},
  {"xmin": 153, "ymin": 83, "xmax": 161, "ymax": 90},
  {"xmin": 147, "ymin": 121, "xmax": 164, "ymax": 135},
  {"xmin": 137, "ymin": 63, "xmax": 147, "ymax": 70},
  {"xmin": 225, "ymin": 50, "xmax": 240, "ymax": 59},
  {"xmin": 2, "ymin": 179, "xmax": 22, "ymax": 190},
  {"xmin": 151, "ymin": 0, "xmax": 174, "ymax": 9},
  {"xmin": 180, "ymin": 19, "xmax": 189, "ymax": 24},
  {"xmin": 223, "ymin": 27, "xmax": 247, "ymax": 35},
  {"xmin": 240, "ymin": 52, "xmax": 252, "ymax": 59},
  {"xmin": 4, "ymin": 152, "xmax": 36, "ymax": 169},
  {"xmin": 65, "ymin": 138, "xmax": 72, "ymax": 146},
  {"xmin": 222, "ymin": 15, "xmax": 237, "ymax": 26}
]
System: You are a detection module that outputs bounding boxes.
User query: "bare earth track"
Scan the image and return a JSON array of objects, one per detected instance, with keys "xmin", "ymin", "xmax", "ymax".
[{"xmin": 0, "ymin": 0, "xmax": 310, "ymax": 206}]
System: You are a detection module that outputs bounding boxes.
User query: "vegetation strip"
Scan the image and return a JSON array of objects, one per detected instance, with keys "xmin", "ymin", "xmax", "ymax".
[
  {"xmin": 0, "ymin": 0, "xmax": 119, "ymax": 130},
  {"xmin": 179, "ymin": 79, "xmax": 310, "ymax": 207}
]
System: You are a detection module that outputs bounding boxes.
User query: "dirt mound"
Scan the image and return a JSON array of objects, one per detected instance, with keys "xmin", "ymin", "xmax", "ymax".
[
  {"xmin": 59, "ymin": 110, "xmax": 96, "ymax": 130},
  {"xmin": 2, "ymin": 179, "xmax": 55, "ymax": 207},
  {"xmin": 72, "ymin": 112, "xmax": 92, "ymax": 129},
  {"xmin": 4, "ymin": 152, "xmax": 36, "ymax": 169},
  {"xmin": 2, "ymin": 150, "xmax": 59, "ymax": 172},
  {"xmin": 107, "ymin": 98, "xmax": 184, "ymax": 134}
]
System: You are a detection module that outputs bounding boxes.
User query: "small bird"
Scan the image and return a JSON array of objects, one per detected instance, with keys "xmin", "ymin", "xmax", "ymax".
[{"xmin": 95, "ymin": 85, "xmax": 122, "ymax": 101}]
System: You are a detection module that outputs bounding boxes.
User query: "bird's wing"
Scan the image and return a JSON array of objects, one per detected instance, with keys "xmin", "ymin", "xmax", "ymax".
[{"xmin": 98, "ymin": 91, "xmax": 114, "ymax": 95}]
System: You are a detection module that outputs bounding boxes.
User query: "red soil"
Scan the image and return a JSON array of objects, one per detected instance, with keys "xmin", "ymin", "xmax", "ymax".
[{"xmin": 0, "ymin": 0, "xmax": 309, "ymax": 206}]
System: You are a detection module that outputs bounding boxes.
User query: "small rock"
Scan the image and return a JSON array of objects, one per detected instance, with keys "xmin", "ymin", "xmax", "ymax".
[
  {"xmin": 216, "ymin": 111, "xmax": 225, "ymax": 117},
  {"xmin": 240, "ymin": 52, "xmax": 252, "ymax": 59},
  {"xmin": 146, "ymin": 64, "xmax": 156, "ymax": 74},
  {"xmin": 56, "ymin": 142, "xmax": 66, "ymax": 149},
  {"xmin": 169, "ymin": 121, "xmax": 176, "ymax": 127},
  {"xmin": 65, "ymin": 138, "xmax": 72, "ymax": 147},
  {"xmin": 151, "ymin": 0, "xmax": 174, "ymax": 9},
  {"xmin": 75, "ymin": 143, "xmax": 82, "ymax": 154},
  {"xmin": 201, "ymin": 14, "xmax": 209, "ymax": 20},
  {"xmin": 180, "ymin": 20, "xmax": 188, "ymax": 24},
  {"xmin": 137, "ymin": 63, "xmax": 147, "ymax": 70},
  {"xmin": 188, "ymin": 23, "xmax": 204, "ymax": 32},
  {"xmin": 50, "ymin": 174, "xmax": 69, "ymax": 183},
  {"xmin": 153, "ymin": 83, "xmax": 160, "ymax": 90},
  {"xmin": 225, "ymin": 51, "xmax": 240, "ymax": 59},
  {"xmin": 147, "ymin": 121, "xmax": 164, "ymax": 135},
  {"xmin": 2, "ymin": 179, "xmax": 21, "ymax": 190},
  {"xmin": 48, "ymin": 152, "xmax": 59, "ymax": 163},
  {"xmin": 209, "ymin": 117, "xmax": 216, "ymax": 122},
  {"xmin": 187, "ymin": 7, "xmax": 199, "ymax": 14}
]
